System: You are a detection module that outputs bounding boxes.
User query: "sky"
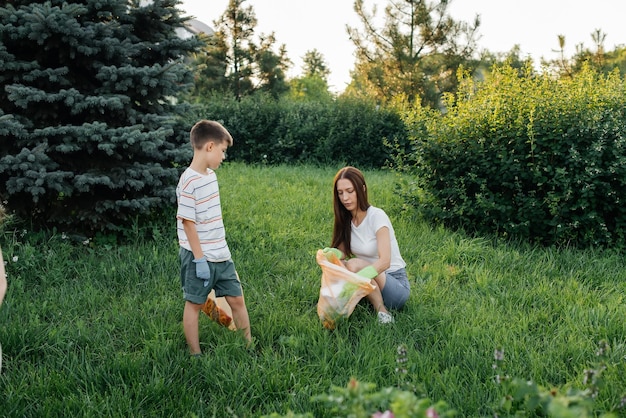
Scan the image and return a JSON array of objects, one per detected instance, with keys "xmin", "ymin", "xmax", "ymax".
[{"xmin": 180, "ymin": 0, "xmax": 626, "ymax": 93}]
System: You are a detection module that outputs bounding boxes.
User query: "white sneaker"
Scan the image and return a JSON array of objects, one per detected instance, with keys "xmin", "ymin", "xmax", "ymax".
[{"xmin": 377, "ymin": 311, "xmax": 394, "ymax": 324}]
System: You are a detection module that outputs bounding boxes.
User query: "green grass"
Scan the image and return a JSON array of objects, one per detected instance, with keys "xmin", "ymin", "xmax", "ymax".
[{"xmin": 1, "ymin": 163, "xmax": 625, "ymax": 417}]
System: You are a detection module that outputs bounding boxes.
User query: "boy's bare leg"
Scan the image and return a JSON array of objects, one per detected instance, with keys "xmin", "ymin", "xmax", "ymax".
[
  {"xmin": 183, "ymin": 301, "xmax": 203, "ymax": 355},
  {"xmin": 225, "ymin": 295, "xmax": 251, "ymax": 343}
]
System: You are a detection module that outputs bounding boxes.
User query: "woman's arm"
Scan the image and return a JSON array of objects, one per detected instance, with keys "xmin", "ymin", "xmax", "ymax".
[
  {"xmin": 373, "ymin": 226, "xmax": 391, "ymax": 273},
  {"xmin": 346, "ymin": 227, "xmax": 391, "ymax": 278}
]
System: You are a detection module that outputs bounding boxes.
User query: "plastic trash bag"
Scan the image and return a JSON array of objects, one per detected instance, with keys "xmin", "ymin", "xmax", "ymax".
[
  {"xmin": 315, "ymin": 249, "xmax": 376, "ymax": 330},
  {"xmin": 201, "ymin": 289, "xmax": 236, "ymax": 330}
]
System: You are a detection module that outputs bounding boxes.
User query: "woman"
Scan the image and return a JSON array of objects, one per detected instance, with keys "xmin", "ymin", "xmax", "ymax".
[{"xmin": 325, "ymin": 166, "xmax": 410, "ymax": 324}]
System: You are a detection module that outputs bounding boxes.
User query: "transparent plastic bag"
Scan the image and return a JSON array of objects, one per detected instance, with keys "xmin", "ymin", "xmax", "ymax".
[
  {"xmin": 201, "ymin": 290, "xmax": 237, "ymax": 330},
  {"xmin": 315, "ymin": 249, "xmax": 376, "ymax": 330},
  {"xmin": 201, "ymin": 289, "xmax": 236, "ymax": 330}
]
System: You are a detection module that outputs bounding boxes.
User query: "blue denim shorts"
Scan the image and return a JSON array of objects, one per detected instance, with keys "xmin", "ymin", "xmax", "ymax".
[
  {"xmin": 179, "ymin": 248, "xmax": 242, "ymax": 305},
  {"xmin": 381, "ymin": 268, "xmax": 410, "ymax": 310}
]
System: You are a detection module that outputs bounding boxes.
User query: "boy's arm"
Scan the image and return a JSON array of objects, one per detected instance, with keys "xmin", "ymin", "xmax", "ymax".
[
  {"xmin": 182, "ymin": 219, "xmax": 204, "ymax": 260},
  {"xmin": 182, "ymin": 219, "xmax": 211, "ymax": 280}
]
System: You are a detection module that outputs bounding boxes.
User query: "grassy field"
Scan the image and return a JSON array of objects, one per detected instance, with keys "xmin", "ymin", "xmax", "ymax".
[{"xmin": 0, "ymin": 163, "xmax": 625, "ymax": 417}]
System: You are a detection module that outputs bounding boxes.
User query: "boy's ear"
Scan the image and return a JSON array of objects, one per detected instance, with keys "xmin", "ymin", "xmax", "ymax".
[{"xmin": 205, "ymin": 141, "xmax": 214, "ymax": 151}]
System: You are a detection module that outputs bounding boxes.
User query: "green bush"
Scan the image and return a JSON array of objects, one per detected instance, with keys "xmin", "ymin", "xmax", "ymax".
[
  {"xmin": 194, "ymin": 93, "xmax": 408, "ymax": 168},
  {"xmin": 398, "ymin": 64, "xmax": 626, "ymax": 248}
]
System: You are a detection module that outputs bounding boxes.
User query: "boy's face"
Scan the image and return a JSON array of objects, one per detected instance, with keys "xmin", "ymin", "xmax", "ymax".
[{"xmin": 205, "ymin": 140, "xmax": 228, "ymax": 170}]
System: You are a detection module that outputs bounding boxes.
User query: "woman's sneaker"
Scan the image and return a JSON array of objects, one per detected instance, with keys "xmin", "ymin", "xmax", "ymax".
[{"xmin": 377, "ymin": 311, "xmax": 394, "ymax": 324}]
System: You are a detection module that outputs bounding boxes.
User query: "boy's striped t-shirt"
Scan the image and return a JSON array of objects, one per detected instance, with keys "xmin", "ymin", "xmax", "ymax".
[{"xmin": 176, "ymin": 167, "xmax": 231, "ymax": 262}]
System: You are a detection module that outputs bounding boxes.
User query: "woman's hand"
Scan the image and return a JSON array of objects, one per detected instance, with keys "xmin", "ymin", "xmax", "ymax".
[{"xmin": 322, "ymin": 247, "xmax": 343, "ymax": 260}]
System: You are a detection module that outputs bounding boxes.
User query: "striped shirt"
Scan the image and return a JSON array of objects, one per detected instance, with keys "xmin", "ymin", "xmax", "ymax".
[{"xmin": 176, "ymin": 167, "xmax": 231, "ymax": 262}]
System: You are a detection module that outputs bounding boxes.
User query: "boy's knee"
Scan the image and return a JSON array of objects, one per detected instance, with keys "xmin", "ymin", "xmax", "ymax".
[
  {"xmin": 226, "ymin": 295, "xmax": 245, "ymax": 310},
  {"xmin": 185, "ymin": 300, "xmax": 203, "ymax": 311}
]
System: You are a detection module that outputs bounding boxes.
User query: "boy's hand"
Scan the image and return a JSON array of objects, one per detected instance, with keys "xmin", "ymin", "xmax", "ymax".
[
  {"xmin": 356, "ymin": 265, "xmax": 378, "ymax": 280},
  {"xmin": 322, "ymin": 247, "xmax": 343, "ymax": 260},
  {"xmin": 193, "ymin": 257, "xmax": 211, "ymax": 280}
]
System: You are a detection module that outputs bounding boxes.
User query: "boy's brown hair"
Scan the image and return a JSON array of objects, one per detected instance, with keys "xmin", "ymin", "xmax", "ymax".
[{"xmin": 190, "ymin": 120, "xmax": 233, "ymax": 150}]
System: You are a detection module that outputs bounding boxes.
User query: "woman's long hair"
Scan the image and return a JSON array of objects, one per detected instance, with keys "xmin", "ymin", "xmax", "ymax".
[{"xmin": 330, "ymin": 166, "xmax": 370, "ymax": 257}]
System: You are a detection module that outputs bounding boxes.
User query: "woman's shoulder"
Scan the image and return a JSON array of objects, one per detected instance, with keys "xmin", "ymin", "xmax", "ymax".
[
  {"xmin": 367, "ymin": 206, "xmax": 387, "ymax": 216},
  {"xmin": 367, "ymin": 206, "xmax": 391, "ymax": 223}
]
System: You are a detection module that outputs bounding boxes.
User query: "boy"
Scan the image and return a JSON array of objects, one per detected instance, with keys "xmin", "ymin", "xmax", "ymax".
[{"xmin": 176, "ymin": 120, "xmax": 251, "ymax": 355}]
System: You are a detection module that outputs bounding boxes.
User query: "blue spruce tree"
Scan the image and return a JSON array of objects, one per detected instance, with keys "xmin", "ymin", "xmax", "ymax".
[{"xmin": 0, "ymin": 0, "xmax": 202, "ymax": 233}]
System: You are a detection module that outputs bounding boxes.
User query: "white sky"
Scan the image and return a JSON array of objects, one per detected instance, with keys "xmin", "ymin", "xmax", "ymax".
[{"xmin": 180, "ymin": 0, "xmax": 626, "ymax": 93}]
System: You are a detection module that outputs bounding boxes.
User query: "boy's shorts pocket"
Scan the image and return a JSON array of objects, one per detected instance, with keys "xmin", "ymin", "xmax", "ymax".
[{"xmin": 180, "ymin": 248, "xmax": 215, "ymax": 304}]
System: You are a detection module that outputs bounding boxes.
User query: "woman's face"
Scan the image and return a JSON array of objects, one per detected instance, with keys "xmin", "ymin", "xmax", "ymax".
[{"xmin": 336, "ymin": 178, "xmax": 357, "ymax": 212}]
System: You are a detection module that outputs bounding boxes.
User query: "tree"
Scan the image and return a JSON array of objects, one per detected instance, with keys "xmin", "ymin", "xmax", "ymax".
[
  {"xmin": 345, "ymin": 0, "xmax": 480, "ymax": 108},
  {"xmin": 571, "ymin": 30, "xmax": 626, "ymax": 77},
  {"xmin": 0, "ymin": 0, "xmax": 202, "ymax": 233},
  {"xmin": 289, "ymin": 74, "xmax": 333, "ymax": 102},
  {"xmin": 601, "ymin": 45, "xmax": 626, "ymax": 76},
  {"xmin": 192, "ymin": 0, "xmax": 291, "ymax": 100},
  {"xmin": 214, "ymin": 0, "xmax": 257, "ymax": 98},
  {"xmin": 289, "ymin": 49, "xmax": 333, "ymax": 101},
  {"xmin": 253, "ymin": 32, "xmax": 291, "ymax": 97},
  {"xmin": 189, "ymin": 31, "xmax": 229, "ymax": 96},
  {"xmin": 542, "ymin": 30, "xmax": 626, "ymax": 78},
  {"xmin": 473, "ymin": 45, "xmax": 534, "ymax": 81},
  {"xmin": 302, "ymin": 49, "xmax": 331, "ymax": 80}
]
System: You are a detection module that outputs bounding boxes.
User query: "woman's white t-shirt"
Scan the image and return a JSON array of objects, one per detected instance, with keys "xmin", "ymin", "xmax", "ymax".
[{"xmin": 350, "ymin": 206, "xmax": 406, "ymax": 271}]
